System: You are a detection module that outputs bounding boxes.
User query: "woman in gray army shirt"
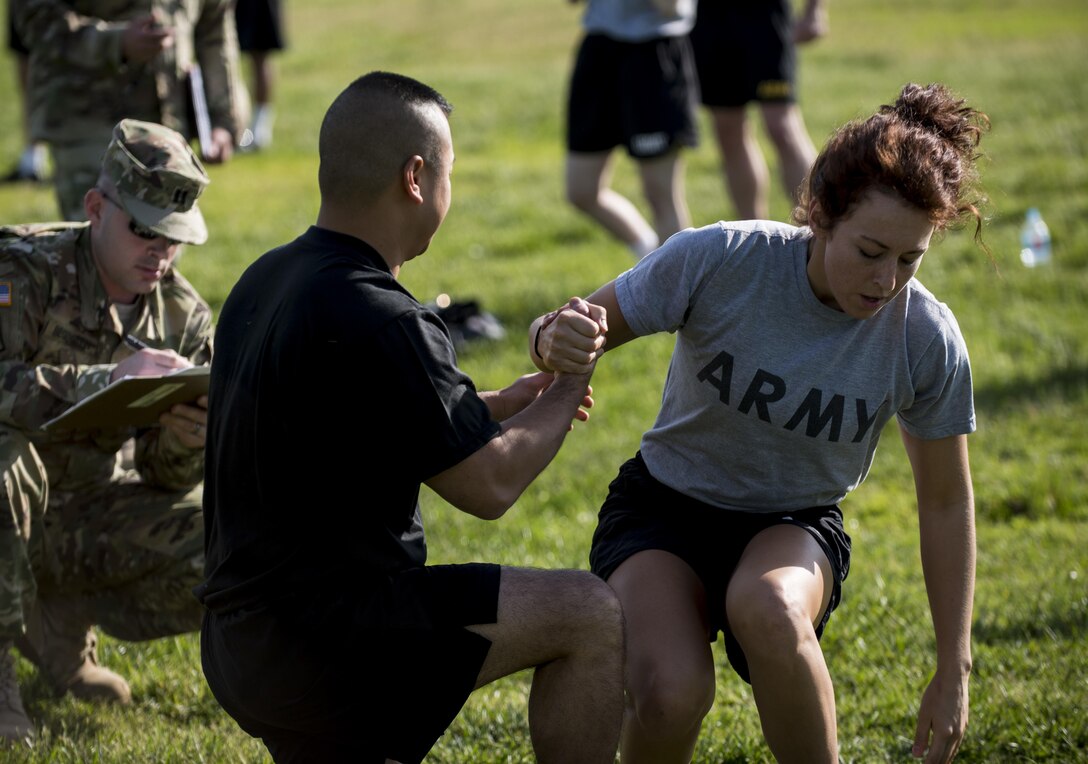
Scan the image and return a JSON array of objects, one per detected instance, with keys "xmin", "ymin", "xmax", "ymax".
[{"xmin": 531, "ymin": 82, "xmax": 988, "ymax": 764}]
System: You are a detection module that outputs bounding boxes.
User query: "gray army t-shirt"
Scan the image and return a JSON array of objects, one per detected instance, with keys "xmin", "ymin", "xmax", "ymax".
[{"xmin": 616, "ymin": 220, "xmax": 975, "ymax": 513}]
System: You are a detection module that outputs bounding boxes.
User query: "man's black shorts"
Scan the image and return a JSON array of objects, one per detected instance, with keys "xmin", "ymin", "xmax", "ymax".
[
  {"xmin": 689, "ymin": 0, "xmax": 797, "ymax": 107},
  {"xmin": 567, "ymin": 32, "xmax": 699, "ymax": 158},
  {"xmin": 200, "ymin": 563, "xmax": 501, "ymax": 764},
  {"xmin": 590, "ymin": 452, "xmax": 851, "ymax": 683}
]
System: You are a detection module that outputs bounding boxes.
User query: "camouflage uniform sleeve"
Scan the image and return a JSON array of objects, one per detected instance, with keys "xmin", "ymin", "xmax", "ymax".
[
  {"xmin": 131, "ymin": 294, "xmax": 214, "ymax": 490},
  {"xmin": 193, "ymin": 0, "xmax": 248, "ymax": 140},
  {"xmin": 14, "ymin": 0, "xmax": 127, "ymax": 74},
  {"xmin": 0, "ymin": 241, "xmax": 117, "ymax": 431}
]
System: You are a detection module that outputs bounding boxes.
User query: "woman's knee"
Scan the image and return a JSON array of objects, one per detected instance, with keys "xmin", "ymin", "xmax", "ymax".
[
  {"xmin": 726, "ymin": 578, "xmax": 815, "ymax": 660},
  {"xmin": 629, "ymin": 661, "xmax": 715, "ymax": 738}
]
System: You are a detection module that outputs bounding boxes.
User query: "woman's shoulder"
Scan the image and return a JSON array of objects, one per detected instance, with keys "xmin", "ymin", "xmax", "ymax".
[
  {"xmin": 904, "ymin": 279, "xmax": 961, "ymax": 328},
  {"xmin": 637, "ymin": 221, "xmax": 809, "ymax": 288},
  {"xmin": 670, "ymin": 219, "xmax": 809, "ymax": 252},
  {"xmin": 713, "ymin": 219, "xmax": 810, "ymax": 259},
  {"xmin": 901, "ymin": 279, "xmax": 970, "ymax": 359}
]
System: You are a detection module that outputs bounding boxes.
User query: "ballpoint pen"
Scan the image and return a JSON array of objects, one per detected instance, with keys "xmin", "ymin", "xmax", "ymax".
[{"xmin": 124, "ymin": 334, "xmax": 151, "ymax": 351}]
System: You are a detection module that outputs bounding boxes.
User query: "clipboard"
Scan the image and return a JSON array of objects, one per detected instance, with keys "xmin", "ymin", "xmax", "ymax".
[
  {"xmin": 188, "ymin": 63, "xmax": 214, "ymax": 160},
  {"xmin": 42, "ymin": 366, "xmax": 210, "ymax": 432}
]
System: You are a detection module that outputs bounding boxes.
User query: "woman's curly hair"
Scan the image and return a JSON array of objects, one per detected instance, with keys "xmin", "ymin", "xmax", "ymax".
[{"xmin": 794, "ymin": 82, "xmax": 990, "ymax": 244}]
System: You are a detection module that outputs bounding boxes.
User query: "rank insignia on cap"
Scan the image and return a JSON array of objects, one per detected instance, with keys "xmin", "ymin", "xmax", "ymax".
[{"xmin": 0, "ymin": 281, "xmax": 11, "ymax": 307}]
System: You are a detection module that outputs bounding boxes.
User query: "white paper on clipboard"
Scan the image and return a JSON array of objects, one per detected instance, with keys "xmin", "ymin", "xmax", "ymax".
[{"xmin": 189, "ymin": 63, "xmax": 214, "ymax": 159}]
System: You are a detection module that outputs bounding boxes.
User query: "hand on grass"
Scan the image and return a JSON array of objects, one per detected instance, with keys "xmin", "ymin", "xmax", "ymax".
[{"xmin": 912, "ymin": 669, "xmax": 969, "ymax": 763}]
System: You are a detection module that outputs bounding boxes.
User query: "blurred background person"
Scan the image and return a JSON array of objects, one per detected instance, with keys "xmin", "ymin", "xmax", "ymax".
[
  {"xmin": 690, "ymin": 0, "xmax": 827, "ymax": 220},
  {"xmin": 13, "ymin": 0, "xmax": 249, "ymax": 220},
  {"xmin": 3, "ymin": 4, "xmax": 47, "ymax": 183},
  {"xmin": 234, "ymin": 0, "xmax": 286, "ymax": 151},
  {"xmin": 564, "ymin": 0, "xmax": 699, "ymax": 260}
]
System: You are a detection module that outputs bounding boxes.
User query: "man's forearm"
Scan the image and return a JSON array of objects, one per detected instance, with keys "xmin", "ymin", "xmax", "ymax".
[
  {"xmin": 426, "ymin": 371, "xmax": 592, "ymax": 519},
  {"xmin": 478, "ymin": 371, "xmax": 592, "ymax": 499}
]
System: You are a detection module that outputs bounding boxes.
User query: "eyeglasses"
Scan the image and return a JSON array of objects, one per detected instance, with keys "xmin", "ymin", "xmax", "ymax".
[{"xmin": 96, "ymin": 188, "xmax": 181, "ymax": 247}]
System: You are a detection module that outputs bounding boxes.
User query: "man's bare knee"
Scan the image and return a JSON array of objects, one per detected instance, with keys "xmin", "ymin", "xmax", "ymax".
[
  {"xmin": 571, "ymin": 572, "xmax": 624, "ymax": 645},
  {"xmin": 473, "ymin": 568, "xmax": 622, "ymax": 675},
  {"xmin": 535, "ymin": 570, "xmax": 624, "ymax": 655}
]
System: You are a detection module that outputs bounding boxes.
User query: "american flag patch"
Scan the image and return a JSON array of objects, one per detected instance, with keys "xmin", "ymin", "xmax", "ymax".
[{"xmin": 0, "ymin": 281, "xmax": 11, "ymax": 307}]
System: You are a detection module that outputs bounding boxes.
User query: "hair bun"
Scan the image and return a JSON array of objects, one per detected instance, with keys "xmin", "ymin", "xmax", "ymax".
[{"xmin": 883, "ymin": 82, "xmax": 987, "ymax": 155}]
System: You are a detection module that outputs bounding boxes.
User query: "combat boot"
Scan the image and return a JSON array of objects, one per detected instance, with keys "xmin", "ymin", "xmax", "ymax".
[
  {"xmin": 0, "ymin": 640, "xmax": 34, "ymax": 744},
  {"xmin": 15, "ymin": 598, "xmax": 131, "ymax": 704}
]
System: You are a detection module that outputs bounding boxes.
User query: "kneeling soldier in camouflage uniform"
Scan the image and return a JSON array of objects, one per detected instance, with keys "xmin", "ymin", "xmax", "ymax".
[{"xmin": 0, "ymin": 119, "xmax": 214, "ymax": 744}]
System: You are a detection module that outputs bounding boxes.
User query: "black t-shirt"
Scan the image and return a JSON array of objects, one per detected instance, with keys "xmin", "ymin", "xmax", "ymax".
[{"xmin": 195, "ymin": 226, "xmax": 500, "ymax": 614}]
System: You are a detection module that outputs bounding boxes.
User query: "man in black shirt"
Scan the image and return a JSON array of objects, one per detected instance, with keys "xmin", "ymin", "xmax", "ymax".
[{"xmin": 196, "ymin": 71, "xmax": 624, "ymax": 763}]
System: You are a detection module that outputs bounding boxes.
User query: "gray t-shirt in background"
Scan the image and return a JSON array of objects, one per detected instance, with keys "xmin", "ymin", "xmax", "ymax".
[
  {"xmin": 582, "ymin": 0, "xmax": 695, "ymax": 41},
  {"xmin": 615, "ymin": 220, "xmax": 975, "ymax": 513}
]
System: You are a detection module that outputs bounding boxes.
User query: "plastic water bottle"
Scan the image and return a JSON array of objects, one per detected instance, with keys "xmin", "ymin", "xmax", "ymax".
[{"xmin": 1019, "ymin": 207, "xmax": 1052, "ymax": 267}]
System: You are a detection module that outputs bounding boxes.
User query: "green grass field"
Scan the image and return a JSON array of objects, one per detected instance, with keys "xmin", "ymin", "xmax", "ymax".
[{"xmin": 1, "ymin": 0, "xmax": 1086, "ymax": 761}]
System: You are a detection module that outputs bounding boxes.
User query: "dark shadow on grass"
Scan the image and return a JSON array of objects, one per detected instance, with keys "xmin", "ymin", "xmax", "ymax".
[
  {"xmin": 973, "ymin": 602, "xmax": 1087, "ymax": 644},
  {"xmin": 972, "ymin": 362, "xmax": 1088, "ymax": 412},
  {"xmin": 19, "ymin": 668, "xmax": 109, "ymax": 740}
]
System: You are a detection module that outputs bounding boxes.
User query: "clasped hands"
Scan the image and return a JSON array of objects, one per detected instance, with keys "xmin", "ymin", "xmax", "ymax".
[{"xmin": 535, "ymin": 297, "xmax": 608, "ymax": 374}]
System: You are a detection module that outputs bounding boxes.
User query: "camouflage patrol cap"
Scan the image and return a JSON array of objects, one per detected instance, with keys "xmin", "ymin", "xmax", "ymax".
[{"xmin": 101, "ymin": 119, "xmax": 211, "ymax": 245}]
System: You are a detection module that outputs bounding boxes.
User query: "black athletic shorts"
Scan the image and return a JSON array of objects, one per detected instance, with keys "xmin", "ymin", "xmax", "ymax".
[
  {"xmin": 589, "ymin": 452, "xmax": 851, "ymax": 683},
  {"xmin": 200, "ymin": 563, "xmax": 501, "ymax": 764},
  {"xmin": 567, "ymin": 32, "xmax": 699, "ymax": 158},
  {"xmin": 689, "ymin": 0, "xmax": 797, "ymax": 107},
  {"xmin": 235, "ymin": 0, "xmax": 286, "ymax": 52}
]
